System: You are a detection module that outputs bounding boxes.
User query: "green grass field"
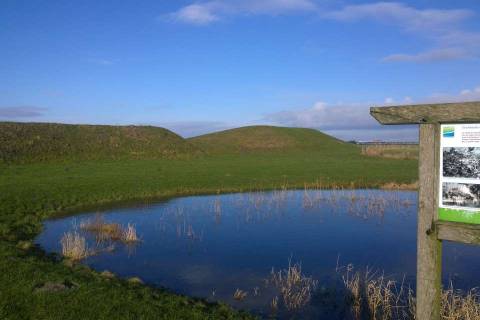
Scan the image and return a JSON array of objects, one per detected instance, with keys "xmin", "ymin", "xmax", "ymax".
[{"xmin": 0, "ymin": 124, "xmax": 418, "ymax": 319}]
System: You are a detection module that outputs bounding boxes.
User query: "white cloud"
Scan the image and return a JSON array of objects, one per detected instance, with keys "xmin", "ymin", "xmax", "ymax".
[
  {"xmin": 173, "ymin": 4, "xmax": 220, "ymax": 25},
  {"xmin": 0, "ymin": 106, "xmax": 47, "ymax": 119},
  {"xmin": 264, "ymin": 101, "xmax": 377, "ymax": 130},
  {"xmin": 384, "ymin": 97, "xmax": 395, "ymax": 104},
  {"xmin": 167, "ymin": 1, "xmax": 479, "ymax": 62},
  {"xmin": 324, "ymin": 2, "xmax": 477, "ymax": 63},
  {"xmin": 431, "ymin": 85, "xmax": 480, "ymax": 102},
  {"xmin": 382, "ymin": 48, "xmax": 470, "ymax": 63},
  {"xmin": 438, "ymin": 30, "xmax": 480, "ymax": 49},
  {"xmin": 325, "ymin": 2, "xmax": 472, "ymax": 31},
  {"xmin": 263, "ymin": 101, "xmax": 419, "ymax": 141},
  {"xmin": 243, "ymin": 0, "xmax": 316, "ymax": 14},
  {"xmin": 464, "ymin": 87, "xmax": 480, "ymax": 100},
  {"xmin": 459, "ymin": 87, "xmax": 480, "ymax": 98},
  {"xmin": 168, "ymin": 0, "xmax": 317, "ymax": 25}
]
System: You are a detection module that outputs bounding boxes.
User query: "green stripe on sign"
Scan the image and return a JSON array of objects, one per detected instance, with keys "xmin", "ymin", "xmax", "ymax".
[{"xmin": 439, "ymin": 208, "xmax": 480, "ymax": 224}]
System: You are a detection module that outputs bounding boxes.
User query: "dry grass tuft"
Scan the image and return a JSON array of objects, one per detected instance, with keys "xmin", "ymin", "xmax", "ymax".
[
  {"xmin": 338, "ymin": 264, "xmax": 480, "ymax": 320},
  {"xmin": 303, "ymin": 184, "xmax": 314, "ymax": 208},
  {"xmin": 339, "ymin": 263, "xmax": 411, "ymax": 320},
  {"xmin": 233, "ymin": 289, "xmax": 248, "ymax": 301},
  {"xmin": 81, "ymin": 214, "xmax": 140, "ymax": 244},
  {"xmin": 441, "ymin": 285, "xmax": 480, "ymax": 320},
  {"xmin": 60, "ymin": 231, "xmax": 91, "ymax": 260},
  {"xmin": 80, "ymin": 214, "xmax": 123, "ymax": 241},
  {"xmin": 365, "ymin": 275, "xmax": 396, "ymax": 320},
  {"xmin": 269, "ymin": 260, "xmax": 318, "ymax": 311},
  {"xmin": 380, "ymin": 182, "xmax": 418, "ymax": 191},
  {"xmin": 122, "ymin": 223, "xmax": 139, "ymax": 243},
  {"xmin": 271, "ymin": 296, "xmax": 279, "ymax": 312},
  {"xmin": 342, "ymin": 265, "xmax": 362, "ymax": 319},
  {"xmin": 127, "ymin": 277, "xmax": 144, "ymax": 285}
]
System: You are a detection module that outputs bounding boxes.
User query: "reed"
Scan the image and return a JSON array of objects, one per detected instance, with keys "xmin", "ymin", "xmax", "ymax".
[
  {"xmin": 441, "ymin": 285, "xmax": 480, "ymax": 320},
  {"xmin": 381, "ymin": 181, "xmax": 418, "ymax": 191},
  {"xmin": 338, "ymin": 263, "xmax": 480, "ymax": 320},
  {"xmin": 80, "ymin": 214, "xmax": 123, "ymax": 241},
  {"xmin": 269, "ymin": 260, "xmax": 318, "ymax": 311},
  {"xmin": 80, "ymin": 214, "xmax": 141, "ymax": 245},
  {"xmin": 213, "ymin": 199, "xmax": 222, "ymax": 215},
  {"xmin": 60, "ymin": 231, "xmax": 91, "ymax": 260},
  {"xmin": 233, "ymin": 289, "xmax": 248, "ymax": 301},
  {"xmin": 174, "ymin": 219, "xmax": 203, "ymax": 241},
  {"xmin": 271, "ymin": 296, "xmax": 279, "ymax": 312},
  {"xmin": 122, "ymin": 223, "xmax": 139, "ymax": 243},
  {"xmin": 213, "ymin": 198, "xmax": 222, "ymax": 224},
  {"xmin": 342, "ymin": 264, "xmax": 362, "ymax": 319},
  {"xmin": 365, "ymin": 273, "xmax": 396, "ymax": 320},
  {"xmin": 302, "ymin": 187, "xmax": 314, "ymax": 209}
]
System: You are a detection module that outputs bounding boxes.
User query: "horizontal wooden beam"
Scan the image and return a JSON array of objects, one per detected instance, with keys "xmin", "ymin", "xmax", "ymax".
[
  {"xmin": 370, "ymin": 101, "xmax": 480, "ymax": 125},
  {"xmin": 436, "ymin": 221, "xmax": 480, "ymax": 245}
]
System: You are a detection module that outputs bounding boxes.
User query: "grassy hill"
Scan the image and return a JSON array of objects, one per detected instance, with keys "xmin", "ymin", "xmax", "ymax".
[
  {"xmin": 189, "ymin": 125, "xmax": 354, "ymax": 154},
  {"xmin": 0, "ymin": 123, "xmax": 362, "ymax": 162},
  {"xmin": 0, "ymin": 122, "xmax": 201, "ymax": 163}
]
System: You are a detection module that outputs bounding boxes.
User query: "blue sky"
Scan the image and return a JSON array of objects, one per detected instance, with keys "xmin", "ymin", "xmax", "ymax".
[{"xmin": 1, "ymin": 0, "xmax": 480, "ymax": 140}]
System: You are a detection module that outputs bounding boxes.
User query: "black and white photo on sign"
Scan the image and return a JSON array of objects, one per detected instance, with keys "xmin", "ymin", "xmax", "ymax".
[
  {"xmin": 443, "ymin": 147, "xmax": 480, "ymax": 179},
  {"xmin": 442, "ymin": 182, "xmax": 480, "ymax": 209}
]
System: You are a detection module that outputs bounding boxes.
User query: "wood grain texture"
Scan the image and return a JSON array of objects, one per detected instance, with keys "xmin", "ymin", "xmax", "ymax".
[
  {"xmin": 436, "ymin": 221, "xmax": 480, "ymax": 245},
  {"xmin": 370, "ymin": 101, "xmax": 480, "ymax": 124},
  {"xmin": 416, "ymin": 124, "xmax": 442, "ymax": 320}
]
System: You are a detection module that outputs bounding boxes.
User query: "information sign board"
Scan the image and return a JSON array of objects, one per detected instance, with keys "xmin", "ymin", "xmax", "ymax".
[{"xmin": 439, "ymin": 124, "xmax": 480, "ymax": 224}]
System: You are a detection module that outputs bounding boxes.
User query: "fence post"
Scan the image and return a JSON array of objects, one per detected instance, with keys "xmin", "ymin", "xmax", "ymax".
[{"xmin": 416, "ymin": 123, "xmax": 442, "ymax": 320}]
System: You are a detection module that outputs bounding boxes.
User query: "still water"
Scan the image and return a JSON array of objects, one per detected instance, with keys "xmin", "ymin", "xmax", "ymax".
[{"xmin": 36, "ymin": 190, "xmax": 480, "ymax": 318}]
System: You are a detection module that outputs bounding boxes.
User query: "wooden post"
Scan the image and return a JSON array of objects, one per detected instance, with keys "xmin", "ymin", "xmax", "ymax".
[
  {"xmin": 370, "ymin": 101, "xmax": 480, "ymax": 320},
  {"xmin": 416, "ymin": 124, "xmax": 442, "ymax": 319}
]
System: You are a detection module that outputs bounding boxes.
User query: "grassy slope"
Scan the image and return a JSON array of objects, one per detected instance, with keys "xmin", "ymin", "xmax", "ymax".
[
  {"xmin": 0, "ymin": 124, "xmax": 417, "ymax": 319},
  {"xmin": 0, "ymin": 122, "xmax": 201, "ymax": 163},
  {"xmin": 188, "ymin": 125, "xmax": 350, "ymax": 154}
]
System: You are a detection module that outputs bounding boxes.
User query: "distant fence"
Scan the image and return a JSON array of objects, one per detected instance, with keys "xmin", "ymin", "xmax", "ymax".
[
  {"xmin": 354, "ymin": 141, "xmax": 418, "ymax": 145},
  {"xmin": 359, "ymin": 143, "xmax": 419, "ymax": 160}
]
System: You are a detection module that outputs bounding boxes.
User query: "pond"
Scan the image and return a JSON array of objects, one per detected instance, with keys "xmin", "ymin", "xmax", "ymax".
[{"xmin": 36, "ymin": 189, "xmax": 480, "ymax": 319}]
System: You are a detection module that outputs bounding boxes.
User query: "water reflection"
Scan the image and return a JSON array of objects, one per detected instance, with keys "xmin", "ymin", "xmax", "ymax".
[{"xmin": 36, "ymin": 190, "xmax": 480, "ymax": 319}]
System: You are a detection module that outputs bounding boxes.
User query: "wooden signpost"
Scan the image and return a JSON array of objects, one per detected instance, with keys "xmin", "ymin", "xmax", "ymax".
[{"xmin": 370, "ymin": 101, "xmax": 480, "ymax": 320}]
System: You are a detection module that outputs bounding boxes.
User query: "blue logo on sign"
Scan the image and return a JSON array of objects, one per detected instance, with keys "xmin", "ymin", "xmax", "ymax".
[{"xmin": 443, "ymin": 127, "xmax": 455, "ymax": 138}]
